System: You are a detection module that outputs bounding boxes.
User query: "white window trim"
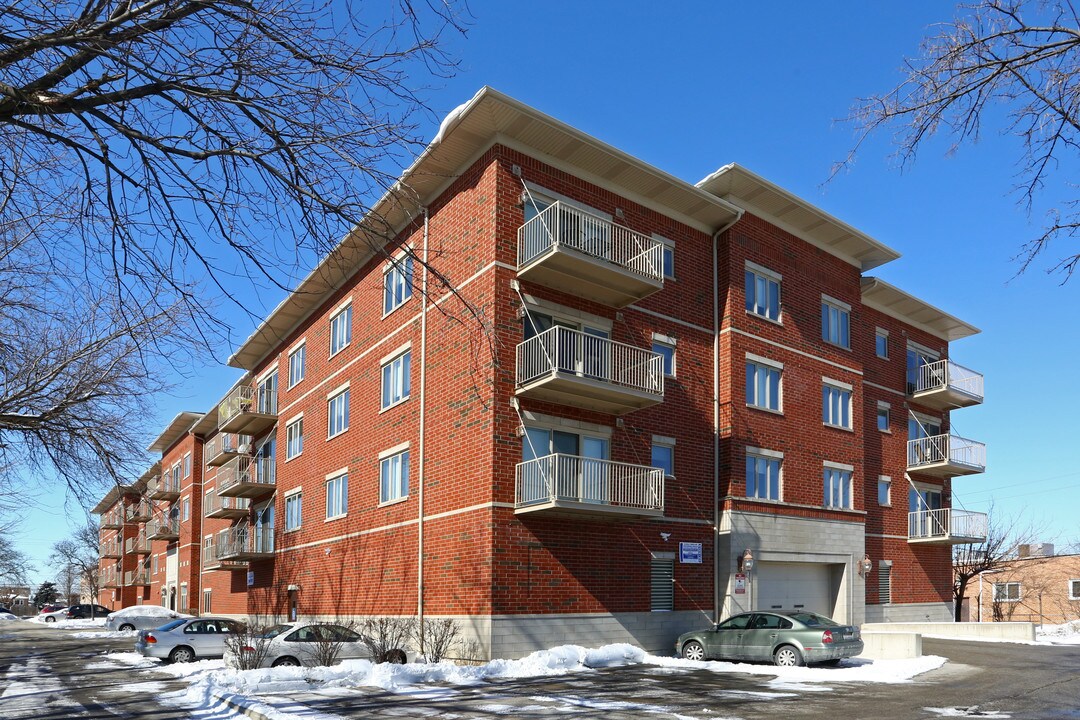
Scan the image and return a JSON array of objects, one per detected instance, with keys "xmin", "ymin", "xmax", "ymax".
[
  {"xmin": 822, "ymin": 381, "xmax": 853, "ymax": 431},
  {"xmin": 907, "ymin": 340, "xmax": 940, "ymax": 360},
  {"xmin": 283, "ymin": 486, "xmax": 302, "ymax": 498},
  {"xmin": 824, "ymin": 460, "xmax": 855, "ymax": 472},
  {"xmin": 287, "ymin": 341, "xmax": 306, "ymax": 388},
  {"xmin": 380, "ymin": 347, "xmax": 412, "ymax": 413},
  {"xmin": 822, "ymin": 294, "xmax": 851, "ymax": 312},
  {"xmin": 520, "ymin": 295, "xmax": 613, "ymax": 332},
  {"xmin": 378, "ymin": 445, "xmax": 410, "ymax": 507},
  {"xmin": 651, "ymin": 336, "xmax": 676, "ymax": 378},
  {"xmin": 746, "ymin": 446, "xmax": 783, "ymax": 460},
  {"xmin": 518, "ymin": 410, "xmax": 612, "ymax": 437},
  {"xmin": 651, "ymin": 332, "xmax": 677, "ymax": 347},
  {"xmin": 746, "ymin": 352, "xmax": 783, "ymax": 370},
  {"xmin": 324, "ymin": 473, "xmax": 348, "ymax": 521},
  {"xmin": 285, "ymin": 416, "xmax": 303, "ymax": 461},
  {"xmin": 381, "ymin": 248, "xmax": 415, "ymax": 319},
  {"xmin": 745, "ymin": 261, "xmax": 783, "ymax": 325},
  {"xmin": 878, "ymin": 475, "xmax": 892, "ymax": 506},
  {"xmin": 326, "ymin": 381, "xmax": 350, "ymax": 399},
  {"xmin": 745, "ymin": 259, "xmax": 782, "ymax": 282},
  {"xmin": 379, "ymin": 341, "xmax": 412, "ymax": 367},
  {"xmin": 329, "ymin": 303, "xmax": 352, "ymax": 358},
  {"xmin": 911, "ymin": 410, "xmax": 942, "ymax": 428},
  {"xmin": 256, "ymin": 363, "xmax": 279, "ymax": 385},
  {"xmin": 655, "ymin": 234, "xmax": 676, "ymax": 279},
  {"xmin": 875, "ymin": 328, "xmax": 889, "ymax": 359},
  {"xmin": 652, "ymin": 434, "xmax": 676, "ymax": 447},
  {"xmin": 822, "ymin": 376, "xmax": 854, "ymax": 392},
  {"xmin": 284, "ymin": 491, "xmax": 302, "ymax": 532},
  {"xmin": 288, "ymin": 336, "xmax": 306, "ymax": 354},
  {"xmin": 379, "ymin": 441, "xmax": 411, "ymax": 460},
  {"xmin": 521, "ymin": 181, "xmax": 611, "ymax": 220},
  {"xmin": 746, "ymin": 358, "xmax": 783, "ymax": 414},
  {"xmin": 994, "ymin": 582, "xmax": 1022, "ymax": 602},
  {"xmin": 745, "ymin": 447, "xmax": 783, "ymax": 501},
  {"xmin": 324, "ymin": 466, "xmax": 349, "ymax": 481},
  {"xmin": 877, "ymin": 404, "xmax": 891, "ymax": 434},
  {"xmin": 326, "ymin": 387, "xmax": 350, "ymax": 440},
  {"xmin": 1069, "ymin": 580, "xmax": 1080, "ymax": 601},
  {"xmin": 877, "ymin": 400, "xmax": 891, "ymax": 410}
]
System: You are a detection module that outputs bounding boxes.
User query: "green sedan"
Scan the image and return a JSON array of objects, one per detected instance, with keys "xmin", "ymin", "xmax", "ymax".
[{"xmin": 675, "ymin": 611, "xmax": 864, "ymax": 667}]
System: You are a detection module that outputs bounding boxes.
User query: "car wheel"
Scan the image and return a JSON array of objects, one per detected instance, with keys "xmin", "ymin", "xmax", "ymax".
[
  {"xmin": 119, "ymin": 623, "xmax": 136, "ymax": 632},
  {"xmin": 169, "ymin": 646, "xmax": 195, "ymax": 663},
  {"xmin": 44, "ymin": 616, "xmax": 56, "ymax": 623},
  {"xmin": 272, "ymin": 656, "xmax": 301, "ymax": 667},
  {"xmin": 681, "ymin": 640, "xmax": 706, "ymax": 662},
  {"xmin": 385, "ymin": 649, "xmax": 407, "ymax": 665},
  {"xmin": 773, "ymin": 645, "xmax": 804, "ymax": 667}
]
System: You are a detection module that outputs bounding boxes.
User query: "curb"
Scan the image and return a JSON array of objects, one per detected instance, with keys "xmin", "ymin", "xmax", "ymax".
[{"xmin": 212, "ymin": 692, "xmax": 272, "ymax": 720}]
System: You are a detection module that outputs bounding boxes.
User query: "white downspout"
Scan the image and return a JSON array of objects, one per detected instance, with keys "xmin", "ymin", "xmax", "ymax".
[
  {"xmin": 712, "ymin": 208, "xmax": 743, "ymax": 623},
  {"xmin": 418, "ymin": 209, "xmax": 430, "ymax": 650}
]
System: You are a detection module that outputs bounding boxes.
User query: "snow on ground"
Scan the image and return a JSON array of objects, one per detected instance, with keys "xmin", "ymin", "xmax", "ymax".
[
  {"xmin": 1037, "ymin": 620, "xmax": 1080, "ymax": 645},
  {"xmin": 27, "ymin": 616, "xmax": 107, "ymax": 629},
  {"xmin": 68, "ymin": 630, "xmax": 137, "ymax": 640},
  {"xmin": 0, "ymin": 612, "xmax": 17, "ymax": 621}
]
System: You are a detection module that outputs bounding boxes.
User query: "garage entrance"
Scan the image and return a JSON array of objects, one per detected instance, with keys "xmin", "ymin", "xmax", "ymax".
[{"xmin": 756, "ymin": 562, "xmax": 839, "ymax": 617}]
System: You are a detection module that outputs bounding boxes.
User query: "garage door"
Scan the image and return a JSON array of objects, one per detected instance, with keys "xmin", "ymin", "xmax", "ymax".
[{"xmin": 756, "ymin": 562, "xmax": 834, "ymax": 616}]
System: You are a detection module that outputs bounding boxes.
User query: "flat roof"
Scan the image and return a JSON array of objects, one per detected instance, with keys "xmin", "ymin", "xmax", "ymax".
[
  {"xmin": 146, "ymin": 411, "xmax": 203, "ymax": 454},
  {"xmin": 861, "ymin": 277, "xmax": 980, "ymax": 342},
  {"xmin": 228, "ymin": 86, "xmax": 744, "ymax": 371},
  {"xmin": 697, "ymin": 163, "xmax": 901, "ymax": 272}
]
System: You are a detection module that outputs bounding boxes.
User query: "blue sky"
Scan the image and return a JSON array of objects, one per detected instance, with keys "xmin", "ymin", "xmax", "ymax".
[{"xmin": 20, "ymin": 1, "xmax": 1079, "ymax": 582}]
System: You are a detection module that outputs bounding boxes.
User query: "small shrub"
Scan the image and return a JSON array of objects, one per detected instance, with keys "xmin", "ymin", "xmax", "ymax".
[
  {"xmin": 224, "ymin": 619, "xmax": 275, "ymax": 670},
  {"xmin": 415, "ymin": 618, "xmax": 460, "ymax": 662},
  {"xmin": 358, "ymin": 616, "xmax": 415, "ymax": 663}
]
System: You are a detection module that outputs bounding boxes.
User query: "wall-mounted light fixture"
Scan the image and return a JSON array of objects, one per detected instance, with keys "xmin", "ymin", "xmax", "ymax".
[
  {"xmin": 858, "ymin": 554, "xmax": 873, "ymax": 578},
  {"xmin": 738, "ymin": 549, "xmax": 754, "ymax": 573}
]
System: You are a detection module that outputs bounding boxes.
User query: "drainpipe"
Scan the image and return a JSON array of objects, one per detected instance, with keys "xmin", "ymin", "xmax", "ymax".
[
  {"xmin": 712, "ymin": 208, "xmax": 743, "ymax": 623},
  {"xmin": 417, "ymin": 208, "xmax": 430, "ymax": 652}
]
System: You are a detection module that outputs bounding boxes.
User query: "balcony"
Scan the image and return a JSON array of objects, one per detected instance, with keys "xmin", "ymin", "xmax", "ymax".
[
  {"xmin": 125, "ymin": 499, "xmax": 152, "ymax": 523},
  {"xmin": 517, "ymin": 202, "xmax": 665, "ymax": 308},
  {"xmin": 204, "ymin": 491, "xmax": 250, "ymax": 519},
  {"xmin": 908, "ymin": 360, "xmax": 984, "ymax": 411},
  {"xmin": 218, "ymin": 385, "xmax": 277, "ymax": 436},
  {"xmin": 124, "ymin": 570, "xmax": 150, "ymax": 586},
  {"xmin": 101, "ymin": 570, "xmax": 120, "ymax": 588},
  {"xmin": 218, "ymin": 455, "xmax": 275, "ymax": 499},
  {"xmin": 146, "ymin": 517, "xmax": 180, "ymax": 541},
  {"xmin": 100, "ymin": 509, "xmax": 123, "ymax": 529},
  {"xmin": 516, "ymin": 327, "xmax": 664, "ymax": 414},
  {"xmin": 147, "ymin": 474, "xmax": 180, "ymax": 501},
  {"xmin": 216, "ymin": 525, "xmax": 275, "ymax": 561},
  {"xmin": 907, "ymin": 434, "xmax": 986, "ymax": 477},
  {"xmin": 202, "ymin": 540, "xmax": 248, "ymax": 571},
  {"xmin": 125, "ymin": 534, "xmax": 151, "ymax": 555},
  {"xmin": 515, "ymin": 453, "xmax": 665, "ymax": 518},
  {"xmin": 100, "ymin": 539, "xmax": 122, "ymax": 558},
  {"xmin": 909, "ymin": 508, "xmax": 989, "ymax": 545},
  {"xmin": 205, "ymin": 432, "xmax": 250, "ymax": 467}
]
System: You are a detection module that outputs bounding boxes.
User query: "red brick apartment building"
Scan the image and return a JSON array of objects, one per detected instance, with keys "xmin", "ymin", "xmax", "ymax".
[{"xmin": 94, "ymin": 87, "xmax": 987, "ymax": 657}]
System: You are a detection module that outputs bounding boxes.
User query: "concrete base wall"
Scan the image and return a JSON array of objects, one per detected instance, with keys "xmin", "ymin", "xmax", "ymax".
[
  {"xmin": 864, "ymin": 601, "xmax": 952, "ymax": 623},
  {"xmin": 862, "ymin": 621, "xmax": 1036, "ymax": 643},
  {"xmin": 859, "ymin": 632, "xmax": 922, "ymax": 660}
]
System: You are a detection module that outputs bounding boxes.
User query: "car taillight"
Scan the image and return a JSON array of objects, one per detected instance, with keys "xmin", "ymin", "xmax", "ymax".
[
  {"xmin": 145, "ymin": 634, "xmax": 157, "ymax": 644},
  {"xmin": 822, "ymin": 630, "xmax": 834, "ymax": 644},
  {"xmin": 241, "ymin": 645, "xmax": 255, "ymax": 653}
]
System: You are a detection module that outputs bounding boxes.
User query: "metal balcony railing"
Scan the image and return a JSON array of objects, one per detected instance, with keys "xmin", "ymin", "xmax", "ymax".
[
  {"xmin": 517, "ymin": 326, "xmax": 664, "ymax": 396},
  {"xmin": 907, "ymin": 434, "xmax": 986, "ymax": 474},
  {"xmin": 908, "ymin": 508, "xmax": 989, "ymax": 543},
  {"xmin": 909, "ymin": 359, "xmax": 984, "ymax": 404},
  {"xmin": 217, "ymin": 454, "xmax": 275, "ymax": 498},
  {"xmin": 217, "ymin": 524, "xmax": 275, "ymax": 559},
  {"xmin": 204, "ymin": 491, "xmax": 250, "ymax": 518},
  {"xmin": 517, "ymin": 201, "xmax": 664, "ymax": 282},
  {"xmin": 125, "ymin": 499, "xmax": 152, "ymax": 523},
  {"xmin": 100, "ymin": 539, "xmax": 122, "ymax": 558},
  {"xmin": 218, "ymin": 385, "xmax": 277, "ymax": 433},
  {"xmin": 147, "ymin": 474, "xmax": 180, "ymax": 500},
  {"xmin": 515, "ymin": 453, "xmax": 664, "ymax": 513},
  {"xmin": 125, "ymin": 533, "xmax": 151, "ymax": 555},
  {"xmin": 100, "ymin": 509, "xmax": 123, "ymax": 528},
  {"xmin": 146, "ymin": 517, "xmax": 180, "ymax": 539},
  {"xmin": 124, "ymin": 569, "xmax": 150, "ymax": 586},
  {"xmin": 205, "ymin": 432, "xmax": 250, "ymax": 466}
]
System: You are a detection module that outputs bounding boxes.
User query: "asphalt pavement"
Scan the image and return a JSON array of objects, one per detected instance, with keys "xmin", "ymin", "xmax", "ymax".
[{"xmin": 1, "ymin": 620, "xmax": 1078, "ymax": 719}]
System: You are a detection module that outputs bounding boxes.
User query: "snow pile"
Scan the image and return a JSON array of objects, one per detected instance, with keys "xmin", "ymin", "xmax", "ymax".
[
  {"xmin": 0, "ymin": 612, "xmax": 17, "ymax": 621},
  {"xmin": 107, "ymin": 605, "xmax": 189, "ymax": 618},
  {"xmin": 1037, "ymin": 620, "xmax": 1080, "ymax": 645},
  {"xmin": 69, "ymin": 629, "xmax": 137, "ymax": 639},
  {"xmin": 648, "ymin": 653, "xmax": 947, "ymax": 684},
  {"xmin": 32, "ymin": 617, "xmax": 108, "ymax": 630}
]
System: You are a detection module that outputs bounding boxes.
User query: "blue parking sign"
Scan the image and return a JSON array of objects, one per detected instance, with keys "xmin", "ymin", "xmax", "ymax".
[{"xmin": 679, "ymin": 542, "xmax": 702, "ymax": 564}]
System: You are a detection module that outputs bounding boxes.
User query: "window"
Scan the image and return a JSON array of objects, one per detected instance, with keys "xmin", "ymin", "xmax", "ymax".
[
  {"xmin": 821, "ymin": 296, "xmax": 851, "ymax": 349},
  {"xmin": 745, "ymin": 263, "xmax": 781, "ymax": 321},
  {"xmin": 652, "ymin": 439, "xmax": 675, "ymax": 477},
  {"xmin": 286, "ymin": 417, "xmax": 303, "ymax": 460},
  {"xmin": 380, "ymin": 449, "xmax": 409, "ymax": 504},
  {"xmin": 325, "ymin": 473, "xmax": 347, "ymax": 519},
  {"xmin": 878, "ymin": 476, "xmax": 891, "ymax": 506},
  {"xmin": 285, "ymin": 492, "xmax": 302, "ymax": 531},
  {"xmin": 202, "ymin": 589, "xmax": 212, "ymax": 614},
  {"xmin": 746, "ymin": 450, "xmax": 781, "ymax": 501},
  {"xmin": 822, "ymin": 382, "xmax": 852, "ymax": 429},
  {"xmin": 652, "ymin": 336, "xmax": 676, "ymax": 377},
  {"xmin": 381, "ymin": 350, "xmax": 411, "ymax": 409},
  {"xmin": 650, "ymin": 556, "xmax": 674, "ymax": 611},
  {"xmin": 180, "ymin": 584, "xmax": 188, "ymax": 614},
  {"xmin": 327, "ymin": 388, "xmax": 350, "ymax": 438},
  {"xmin": 1070, "ymin": 580, "xmax": 1080, "ymax": 601},
  {"xmin": 994, "ymin": 582, "xmax": 1021, "ymax": 602},
  {"xmin": 658, "ymin": 238, "xmax": 675, "ymax": 279},
  {"xmin": 171, "ymin": 463, "xmax": 181, "ymax": 488},
  {"xmin": 823, "ymin": 465, "xmax": 852, "ymax": 509},
  {"xmin": 878, "ymin": 564, "xmax": 892, "ymax": 604},
  {"xmin": 257, "ymin": 371, "xmax": 278, "ymax": 414},
  {"xmin": 746, "ymin": 358, "xmax": 782, "ymax": 412},
  {"xmin": 384, "ymin": 255, "xmax": 414, "ymax": 315},
  {"xmin": 877, "ymin": 403, "xmax": 890, "ymax": 433},
  {"xmin": 183, "ymin": 453, "xmax": 191, "ymax": 478},
  {"xmin": 329, "ymin": 304, "xmax": 352, "ymax": 356},
  {"xmin": 182, "ymin": 497, "xmax": 190, "ymax": 522},
  {"xmin": 152, "ymin": 555, "xmax": 159, "ymax": 574},
  {"xmin": 875, "ymin": 329, "xmax": 889, "ymax": 359},
  {"xmin": 288, "ymin": 344, "xmax": 306, "ymax": 387}
]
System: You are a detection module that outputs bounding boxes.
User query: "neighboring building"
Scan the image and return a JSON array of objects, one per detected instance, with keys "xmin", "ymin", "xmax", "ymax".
[
  {"xmin": 93, "ymin": 87, "xmax": 987, "ymax": 657},
  {"xmin": 962, "ymin": 545, "xmax": 1080, "ymax": 625},
  {"xmin": 0, "ymin": 586, "xmax": 31, "ymax": 614}
]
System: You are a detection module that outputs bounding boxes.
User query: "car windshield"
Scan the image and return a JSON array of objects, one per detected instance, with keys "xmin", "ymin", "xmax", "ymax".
[
  {"xmin": 157, "ymin": 619, "xmax": 187, "ymax": 631},
  {"xmin": 260, "ymin": 624, "xmax": 293, "ymax": 638},
  {"xmin": 789, "ymin": 612, "xmax": 841, "ymax": 628}
]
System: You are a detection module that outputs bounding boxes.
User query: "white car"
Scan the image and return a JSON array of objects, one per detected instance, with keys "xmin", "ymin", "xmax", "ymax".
[
  {"xmin": 105, "ymin": 606, "xmax": 190, "ymax": 632},
  {"xmin": 226, "ymin": 622, "xmax": 408, "ymax": 668},
  {"xmin": 39, "ymin": 607, "xmax": 69, "ymax": 623}
]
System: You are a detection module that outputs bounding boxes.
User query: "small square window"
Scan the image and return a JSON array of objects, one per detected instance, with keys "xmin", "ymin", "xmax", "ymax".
[
  {"xmin": 651, "ymin": 442, "xmax": 674, "ymax": 477},
  {"xmin": 1070, "ymin": 579, "xmax": 1080, "ymax": 601},
  {"xmin": 875, "ymin": 329, "xmax": 889, "ymax": 359},
  {"xmin": 747, "ymin": 453, "xmax": 782, "ymax": 501},
  {"xmin": 878, "ymin": 476, "xmax": 891, "ymax": 506},
  {"xmin": 652, "ymin": 341, "xmax": 676, "ymax": 377},
  {"xmin": 877, "ymin": 406, "xmax": 890, "ymax": 432},
  {"xmin": 661, "ymin": 243, "xmax": 675, "ymax": 279},
  {"xmin": 993, "ymin": 582, "xmax": 1021, "ymax": 602}
]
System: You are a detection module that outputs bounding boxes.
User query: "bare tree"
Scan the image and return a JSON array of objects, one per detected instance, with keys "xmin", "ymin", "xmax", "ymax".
[
  {"xmin": 953, "ymin": 503, "xmax": 1041, "ymax": 621},
  {"xmin": 842, "ymin": 0, "xmax": 1080, "ymax": 278},
  {"xmin": 359, "ymin": 617, "xmax": 414, "ymax": 663},
  {"xmin": 50, "ymin": 522, "xmax": 101, "ymax": 603},
  {"xmin": 0, "ymin": 535, "xmax": 33, "ymax": 585},
  {"xmin": 415, "ymin": 617, "xmax": 460, "ymax": 662},
  {"xmin": 0, "ymin": 0, "xmax": 467, "ymax": 334}
]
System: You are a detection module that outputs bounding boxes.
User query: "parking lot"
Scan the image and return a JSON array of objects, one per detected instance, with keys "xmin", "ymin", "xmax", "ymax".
[{"xmin": 2, "ymin": 621, "xmax": 1079, "ymax": 719}]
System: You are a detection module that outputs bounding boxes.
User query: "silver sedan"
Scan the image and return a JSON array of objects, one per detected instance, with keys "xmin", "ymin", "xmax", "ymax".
[
  {"xmin": 135, "ymin": 617, "xmax": 244, "ymax": 663},
  {"xmin": 226, "ymin": 622, "xmax": 407, "ymax": 668}
]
